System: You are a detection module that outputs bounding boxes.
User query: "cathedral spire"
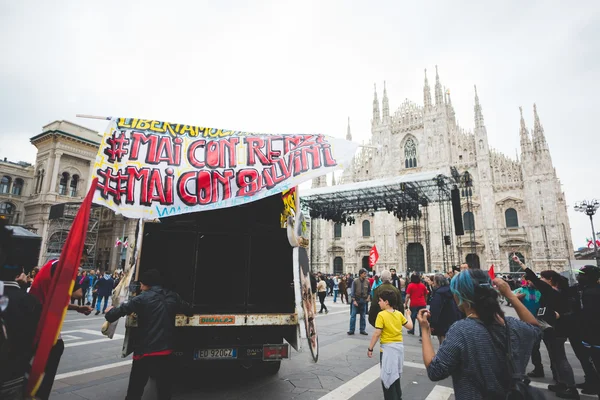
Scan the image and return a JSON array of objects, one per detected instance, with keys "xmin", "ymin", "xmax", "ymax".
[
  {"xmin": 532, "ymin": 103, "xmax": 547, "ymax": 146},
  {"xmin": 372, "ymin": 83, "xmax": 380, "ymax": 126},
  {"xmin": 382, "ymin": 81, "xmax": 390, "ymax": 121},
  {"xmin": 446, "ymin": 88, "xmax": 456, "ymax": 125},
  {"xmin": 434, "ymin": 65, "xmax": 443, "ymax": 107},
  {"xmin": 519, "ymin": 106, "xmax": 531, "ymax": 148},
  {"xmin": 346, "ymin": 117, "xmax": 352, "ymax": 141},
  {"xmin": 474, "ymin": 85, "xmax": 485, "ymax": 129},
  {"xmin": 424, "ymin": 69, "xmax": 432, "ymax": 110}
]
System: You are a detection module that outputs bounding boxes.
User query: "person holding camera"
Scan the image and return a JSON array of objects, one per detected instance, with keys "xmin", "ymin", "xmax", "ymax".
[{"xmin": 417, "ymin": 269, "xmax": 542, "ymax": 399}]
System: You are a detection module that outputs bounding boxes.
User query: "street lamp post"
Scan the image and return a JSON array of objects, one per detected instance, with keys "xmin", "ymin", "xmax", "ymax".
[{"xmin": 574, "ymin": 199, "xmax": 600, "ymax": 267}]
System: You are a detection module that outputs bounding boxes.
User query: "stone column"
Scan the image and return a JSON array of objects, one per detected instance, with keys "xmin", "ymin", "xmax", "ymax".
[{"xmin": 48, "ymin": 151, "xmax": 63, "ymax": 194}]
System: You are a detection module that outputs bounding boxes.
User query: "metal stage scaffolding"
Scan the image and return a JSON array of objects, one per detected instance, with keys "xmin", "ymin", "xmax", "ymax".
[
  {"xmin": 301, "ymin": 170, "xmax": 457, "ymax": 272},
  {"xmin": 45, "ymin": 202, "xmax": 101, "ymax": 269}
]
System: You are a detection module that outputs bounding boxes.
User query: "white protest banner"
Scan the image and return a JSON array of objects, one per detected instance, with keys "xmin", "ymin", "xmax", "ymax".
[{"xmin": 92, "ymin": 118, "xmax": 358, "ymax": 219}]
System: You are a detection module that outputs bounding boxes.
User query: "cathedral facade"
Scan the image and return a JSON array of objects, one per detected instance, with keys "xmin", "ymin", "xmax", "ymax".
[{"xmin": 310, "ymin": 68, "xmax": 574, "ymax": 274}]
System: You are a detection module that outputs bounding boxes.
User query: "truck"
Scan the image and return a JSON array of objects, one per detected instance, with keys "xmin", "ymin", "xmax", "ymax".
[{"xmin": 119, "ymin": 189, "xmax": 319, "ymax": 374}]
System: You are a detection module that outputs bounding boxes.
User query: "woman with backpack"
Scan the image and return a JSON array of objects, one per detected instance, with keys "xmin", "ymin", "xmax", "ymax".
[
  {"xmin": 428, "ymin": 274, "xmax": 461, "ymax": 344},
  {"xmin": 417, "ymin": 268, "xmax": 544, "ymax": 399}
]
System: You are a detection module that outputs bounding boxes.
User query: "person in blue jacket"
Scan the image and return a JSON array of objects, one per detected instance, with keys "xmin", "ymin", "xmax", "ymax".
[{"xmin": 94, "ymin": 271, "xmax": 114, "ymax": 315}]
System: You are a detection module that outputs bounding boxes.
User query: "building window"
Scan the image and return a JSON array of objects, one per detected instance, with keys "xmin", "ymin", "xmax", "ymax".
[
  {"xmin": 404, "ymin": 138, "xmax": 417, "ymax": 168},
  {"xmin": 362, "ymin": 220, "xmax": 371, "ymax": 237},
  {"xmin": 0, "ymin": 176, "xmax": 11, "ymax": 194},
  {"xmin": 59, "ymin": 172, "xmax": 69, "ymax": 196},
  {"xmin": 0, "ymin": 202, "xmax": 15, "ymax": 222},
  {"xmin": 463, "ymin": 211, "xmax": 475, "ymax": 231},
  {"xmin": 70, "ymin": 175, "xmax": 79, "ymax": 197},
  {"xmin": 11, "ymin": 178, "xmax": 23, "ymax": 196},
  {"xmin": 334, "ymin": 223, "xmax": 342, "ymax": 238},
  {"xmin": 35, "ymin": 170, "xmax": 44, "ymax": 194},
  {"xmin": 505, "ymin": 208, "xmax": 519, "ymax": 228},
  {"xmin": 333, "ymin": 257, "xmax": 343, "ymax": 275}
]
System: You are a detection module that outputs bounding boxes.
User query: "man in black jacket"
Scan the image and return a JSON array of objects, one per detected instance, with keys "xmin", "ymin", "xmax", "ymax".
[
  {"xmin": 0, "ymin": 221, "xmax": 41, "ymax": 398},
  {"xmin": 105, "ymin": 269, "xmax": 193, "ymax": 400},
  {"xmin": 576, "ymin": 265, "xmax": 600, "ymax": 395}
]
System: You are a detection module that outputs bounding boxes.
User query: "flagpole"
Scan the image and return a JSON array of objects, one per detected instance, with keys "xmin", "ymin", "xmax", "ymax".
[{"xmin": 76, "ymin": 114, "xmax": 112, "ymax": 121}]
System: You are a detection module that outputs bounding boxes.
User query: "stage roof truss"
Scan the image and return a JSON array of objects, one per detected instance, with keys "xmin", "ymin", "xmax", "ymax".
[{"xmin": 300, "ymin": 171, "xmax": 454, "ymax": 220}]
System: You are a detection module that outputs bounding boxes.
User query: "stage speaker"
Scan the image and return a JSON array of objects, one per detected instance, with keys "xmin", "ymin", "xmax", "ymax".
[{"xmin": 451, "ymin": 188, "xmax": 464, "ymax": 236}]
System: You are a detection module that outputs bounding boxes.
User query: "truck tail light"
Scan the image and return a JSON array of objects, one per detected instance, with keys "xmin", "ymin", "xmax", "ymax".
[{"xmin": 262, "ymin": 344, "xmax": 289, "ymax": 361}]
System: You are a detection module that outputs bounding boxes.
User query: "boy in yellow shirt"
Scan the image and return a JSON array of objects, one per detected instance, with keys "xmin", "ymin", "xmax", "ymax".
[{"xmin": 367, "ymin": 290, "xmax": 413, "ymax": 400}]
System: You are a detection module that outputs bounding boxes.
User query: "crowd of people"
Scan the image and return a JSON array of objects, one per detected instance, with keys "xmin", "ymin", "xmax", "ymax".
[
  {"xmin": 311, "ymin": 260, "xmax": 600, "ymax": 400},
  {"xmin": 2, "ymin": 207, "xmax": 599, "ymax": 400}
]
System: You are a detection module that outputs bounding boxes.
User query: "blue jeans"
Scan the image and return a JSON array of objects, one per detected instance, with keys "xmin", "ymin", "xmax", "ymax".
[
  {"xmin": 410, "ymin": 306, "xmax": 426, "ymax": 336},
  {"xmin": 96, "ymin": 295, "xmax": 110, "ymax": 313},
  {"xmin": 333, "ymin": 289, "xmax": 339, "ymax": 302},
  {"xmin": 349, "ymin": 301, "xmax": 367, "ymax": 333}
]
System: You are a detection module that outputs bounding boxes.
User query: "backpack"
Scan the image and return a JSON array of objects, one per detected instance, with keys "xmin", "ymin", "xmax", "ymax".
[{"xmin": 480, "ymin": 319, "xmax": 545, "ymax": 400}]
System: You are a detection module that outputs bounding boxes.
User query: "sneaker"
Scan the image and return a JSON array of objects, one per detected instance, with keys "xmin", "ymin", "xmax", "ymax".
[
  {"xmin": 407, "ymin": 330, "xmax": 415, "ymax": 335},
  {"xmin": 95, "ymin": 310, "xmax": 100, "ymax": 316},
  {"xmin": 555, "ymin": 387, "xmax": 580, "ymax": 399},
  {"xmin": 360, "ymin": 331, "xmax": 368, "ymax": 335},
  {"xmin": 318, "ymin": 311, "xmax": 323, "ymax": 314},
  {"xmin": 527, "ymin": 369, "xmax": 545, "ymax": 378},
  {"xmin": 325, "ymin": 310, "xmax": 328, "ymax": 314},
  {"xmin": 347, "ymin": 331, "xmax": 355, "ymax": 335}
]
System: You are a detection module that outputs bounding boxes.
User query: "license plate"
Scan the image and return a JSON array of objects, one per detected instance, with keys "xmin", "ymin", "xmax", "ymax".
[{"xmin": 195, "ymin": 348, "xmax": 237, "ymax": 359}]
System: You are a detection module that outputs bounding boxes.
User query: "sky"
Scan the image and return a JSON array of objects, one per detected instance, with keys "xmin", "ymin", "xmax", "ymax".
[{"xmin": 1, "ymin": 0, "xmax": 599, "ymax": 249}]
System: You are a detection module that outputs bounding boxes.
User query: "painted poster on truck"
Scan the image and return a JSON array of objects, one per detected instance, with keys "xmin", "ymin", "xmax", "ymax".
[{"xmin": 91, "ymin": 118, "xmax": 358, "ymax": 219}]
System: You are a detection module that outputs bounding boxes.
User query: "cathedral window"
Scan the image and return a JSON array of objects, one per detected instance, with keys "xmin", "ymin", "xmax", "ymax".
[
  {"xmin": 59, "ymin": 172, "xmax": 70, "ymax": 196},
  {"xmin": 70, "ymin": 175, "xmax": 79, "ymax": 197},
  {"xmin": 333, "ymin": 257, "xmax": 343, "ymax": 275},
  {"xmin": 362, "ymin": 220, "xmax": 371, "ymax": 237},
  {"xmin": 334, "ymin": 222, "xmax": 342, "ymax": 238},
  {"xmin": 404, "ymin": 138, "xmax": 417, "ymax": 169},
  {"xmin": 11, "ymin": 179, "xmax": 23, "ymax": 196},
  {"xmin": 0, "ymin": 176, "xmax": 11, "ymax": 194},
  {"xmin": 463, "ymin": 211, "xmax": 475, "ymax": 231},
  {"xmin": 505, "ymin": 208, "xmax": 519, "ymax": 228}
]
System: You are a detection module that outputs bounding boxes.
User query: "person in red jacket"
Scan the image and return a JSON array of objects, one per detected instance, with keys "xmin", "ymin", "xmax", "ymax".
[{"xmin": 404, "ymin": 274, "xmax": 429, "ymax": 337}]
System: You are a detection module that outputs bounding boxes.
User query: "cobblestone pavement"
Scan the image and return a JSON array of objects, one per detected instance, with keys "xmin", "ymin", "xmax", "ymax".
[{"xmin": 51, "ymin": 301, "xmax": 595, "ymax": 399}]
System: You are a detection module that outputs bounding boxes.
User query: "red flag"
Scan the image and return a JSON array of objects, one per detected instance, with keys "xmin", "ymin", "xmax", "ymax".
[
  {"xmin": 369, "ymin": 245, "xmax": 379, "ymax": 268},
  {"xmin": 488, "ymin": 264, "xmax": 496, "ymax": 280},
  {"xmin": 27, "ymin": 178, "xmax": 98, "ymax": 396}
]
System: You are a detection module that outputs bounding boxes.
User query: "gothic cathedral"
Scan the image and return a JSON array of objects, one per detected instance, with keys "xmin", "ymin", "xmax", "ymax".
[{"xmin": 310, "ymin": 67, "xmax": 573, "ymax": 274}]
